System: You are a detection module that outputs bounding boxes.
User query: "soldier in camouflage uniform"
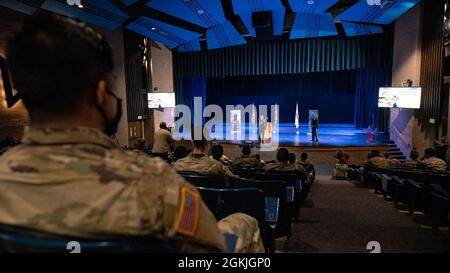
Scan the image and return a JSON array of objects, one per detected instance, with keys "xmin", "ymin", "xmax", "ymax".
[
  {"xmin": 233, "ymin": 145, "xmax": 262, "ymax": 169},
  {"xmin": 419, "ymin": 148, "xmax": 448, "ymax": 173},
  {"xmin": 173, "ymin": 140, "xmax": 234, "ymax": 177},
  {"xmin": 403, "ymin": 149, "xmax": 419, "ymax": 169},
  {"xmin": 366, "ymin": 150, "xmax": 390, "ymax": 169},
  {"xmin": 0, "ymin": 14, "xmax": 263, "ymax": 253},
  {"xmin": 265, "ymin": 148, "xmax": 306, "ymax": 174},
  {"xmin": 384, "ymin": 153, "xmax": 401, "ymax": 168}
]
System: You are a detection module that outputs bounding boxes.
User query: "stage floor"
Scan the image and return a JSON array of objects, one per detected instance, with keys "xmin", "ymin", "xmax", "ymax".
[{"xmin": 174, "ymin": 123, "xmax": 385, "ymax": 148}]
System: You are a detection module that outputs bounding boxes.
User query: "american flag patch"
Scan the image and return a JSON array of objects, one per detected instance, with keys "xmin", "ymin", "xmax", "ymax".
[{"xmin": 175, "ymin": 187, "xmax": 200, "ymax": 237}]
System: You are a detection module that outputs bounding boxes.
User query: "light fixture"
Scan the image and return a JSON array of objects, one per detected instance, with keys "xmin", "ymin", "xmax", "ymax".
[
  {"xmin": 307, "ymin": 0, "xmax": 314, "ymax": 4},
  {"xmin": 151, "ymin": 27, "xmax": 156, "ymax": 31}
]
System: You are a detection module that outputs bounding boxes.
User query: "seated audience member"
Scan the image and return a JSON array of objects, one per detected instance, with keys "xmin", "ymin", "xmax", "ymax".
[
  {"xmin": 265, "ymin": 148, "xmax": 306, "ymax": 174},
  {"xmin": 0, "ymin": 14, "xmax": 264, "ymax": 253},
  {"xmin": 288, "ymin": 153, "xmax": 296, "ymax": 164},
  {"xmin": 419, "ymin": 148, "xmax": 448, "ymax": 173},
  {"xmin": 131, "ymin": 139, "xmax": 149, "ymax": 157},
  {"xmin": 211, "ymin": 144, "xmax": 233, "ymax": 171},
  {"xmin": 403, "ymin": 149, "xmax": 420, "ymax": 169},
  {"xmin": 172, "ymin": 145, "xmax": 189, "ymax": 162},
  {"xmin": 384, "ymin": 153, "xmax": 401, "ymax": 168},
  {"xmin": 299, "ymin": 152, "xmax": 315, "ymax": 180},
  {"xmin": 333, "ymin": 157, "xmax": 349, "ymax": 180},
  {"xmin": 233, "ymin": 145, "xmax": 262, "ymax": 169},
  {"xmin": 366, "ymin": 150, "xmax": 390, "ymax": 169},
  {"xmin": 336, "ymin": 149, "xmax": 350, "ymax": 165},
  {"xmin": 173, "ymin": 130, "xmax": 234, "ymax": 177},
  {"xmin": 210, "ymin": 144, "xmax": 230, "ymax": 163}
]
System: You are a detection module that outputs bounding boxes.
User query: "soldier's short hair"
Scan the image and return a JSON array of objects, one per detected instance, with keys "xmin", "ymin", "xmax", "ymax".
[
  {"xmin": 276, "ymin": 148, "xmax": 290, "ymax": 163},
  {"xmin": 410, "ymin": 150, "xmax": 419, "ymax": 160},
  {"xmin": 242, "ymin": 145, "xmax": 251, "ymax": 155},
  {"xmin": 7, "ymin": 13, "xmax": 113, "ymax": 120},
  {"xmin": 191, "ymin": 126, "xmax": 210, "ymax": 148},
  {"xmin": 424, "ymin": 148, "xmax": 435, "ymax": 157},
  {"xmin": 160, "ymin": 122, "xmax": 167, "ymax": 129},
  {"xmin": 288, "ymin": 153, "xmax": 296, "ymax": 164},
  {"xmin": 301, "ymin": 152, "xmax": 308, "ymax": 161},
  {"xmin": 211, "ymin": 145, "xmax": 224, "ymax": 161},
  {"xmin": 371, "ymin": 150, "xmax": 380, "ymax": 157}
]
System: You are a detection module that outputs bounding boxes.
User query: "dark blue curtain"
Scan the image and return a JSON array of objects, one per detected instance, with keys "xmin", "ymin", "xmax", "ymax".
[
  {"xmin": 355, "ymin": 68, "xmax": 392, "ymax": 130},
  {"xmin": 205, "ymin": 71, "xmax": 357, "ymax": 124},
  {"xmin": 173, "ymin": 34, "xmax": 393, "ymax": 79},
  {"xmin": 176, "ymin": 77, "xmax": 206, "ymax": 123}
]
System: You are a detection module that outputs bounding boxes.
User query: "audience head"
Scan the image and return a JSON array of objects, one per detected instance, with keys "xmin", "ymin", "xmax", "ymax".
[
  {"xmin": 276, "ymin": 148, "xmax": 290, "ymax": 163},
  {"xmin": 191, "ymin": 126, "xmax": 211, "ymax": 152},
  {"xmin": 384, "ymin": 153, "xmax": 390, "ymax": 159},
  {"xmin": 173, "ymin": 146, "xmax": 188, "ymax": 161},
  {"xmin": 424, "ymin": 148, "xmax": 435, "ymax": 158},
  {"xmin": 159, "ymin": 122, "xmax": 167, "ymax": 129},
  {"xmin": 371, "ymin": 150, "xmax": 380, "ymax": 157},
  {"xmin": 410, "ymin": 150, "xmax": 419, "ymax": 160},
  {"xmin": 301, "ymin": 152, "xmax": 308, "ymax": 161},
  {"xmin": 242, "ymin": 145, "xmax": 251, "ymax": 156},
  {"xmin": 288, "ymin": 153, "xmax": 296, "ymax": 164},
  {"xmin": 211, "ymin": 144, "xmax": 224, "ymax": 161},
  {"xmin": 7, "ymin": 14, "xmax": 121, "ymax": 136},
  {"xmin": 135, "ymin": 139, "xmax": 146, "ymax": 150}
]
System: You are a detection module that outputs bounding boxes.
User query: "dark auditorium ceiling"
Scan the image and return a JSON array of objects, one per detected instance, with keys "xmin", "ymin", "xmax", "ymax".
[{"xmin": 1, "ymin": 0, "xmax": 421, "ymax": 51}]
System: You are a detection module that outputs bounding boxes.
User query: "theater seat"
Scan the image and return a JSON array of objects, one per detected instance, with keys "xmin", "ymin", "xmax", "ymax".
[
  {"xmin": 229, "ymin": 177, "xmax": 290, "ymax": 250},
  {"xmin": 196, "ymin": 187, "xmax": 266, "ymax": 246},
  {"xmin": 179, "ymin": 173, "xmax": 227, "ymax": 188},
  {"xmin": 429, "ymin": 184, "xmax": 450, "ymax": 229},
  {"xmin": 0, "ymin": 224, "xmax": 175, "ymax": 253},
  {"xmin": 253, "ymin": 172, "xmax": 302, "ymax": 222}
]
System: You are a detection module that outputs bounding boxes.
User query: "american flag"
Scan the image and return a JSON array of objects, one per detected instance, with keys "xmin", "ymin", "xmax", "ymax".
[{"xmin": 176, "ymin": 187, "xmax": 200, "ymax": 237}]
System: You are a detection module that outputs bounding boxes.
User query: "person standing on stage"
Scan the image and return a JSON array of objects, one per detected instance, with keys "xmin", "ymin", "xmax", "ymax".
[
  {"xmin": 311, "ymin": 113, "xmax": 319, "ymax": 142},
  {"xmin": 259, "ymin": 115, "xmax": 267, "ymax": 144},
  {"xmin": 151, "ymin": 121, "xmax": 174, "ymax": 161}
]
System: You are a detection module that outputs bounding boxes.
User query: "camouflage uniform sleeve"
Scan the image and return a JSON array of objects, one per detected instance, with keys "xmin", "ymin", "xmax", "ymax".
[{"xmin": 138, "ymin": 160, "xmax": 226, "ymax": 252}]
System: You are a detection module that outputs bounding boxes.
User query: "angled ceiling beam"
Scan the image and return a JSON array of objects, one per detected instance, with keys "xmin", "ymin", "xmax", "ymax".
[{"xmin": 110, "ymin": 0, "xmax": 206, "ymax": 33}]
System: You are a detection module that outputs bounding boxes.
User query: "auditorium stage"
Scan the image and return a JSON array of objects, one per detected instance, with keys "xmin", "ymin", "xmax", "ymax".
[{"xmin": 174, "ymin": 123, "xmax": 386, "ymax": 148}]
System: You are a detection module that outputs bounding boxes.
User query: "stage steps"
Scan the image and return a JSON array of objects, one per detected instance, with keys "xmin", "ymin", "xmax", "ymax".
[{"xmin": 382, "ymin": 140, "xmax": 407, "ymax": 162}]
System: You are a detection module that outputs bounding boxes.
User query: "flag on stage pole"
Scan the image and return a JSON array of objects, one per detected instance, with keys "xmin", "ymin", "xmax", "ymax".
[{"xmin": 295, "ymin": 102, "xmax": 300, "ymax": 134}]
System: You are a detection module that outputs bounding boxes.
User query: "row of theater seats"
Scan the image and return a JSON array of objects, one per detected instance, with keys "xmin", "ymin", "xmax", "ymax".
[
  {"xmin": 348, "ymin": 166, "xmax": 450, "ymax": 230},
  {"xmin": 180, "ymin": 167, "xmax": 315, "ymax": 253},
  {"xmin": 0, "ymin": 168, "xmax": 314, "ymax": 253}
]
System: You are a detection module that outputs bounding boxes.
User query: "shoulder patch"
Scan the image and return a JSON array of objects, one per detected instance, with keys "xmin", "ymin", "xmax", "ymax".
[{"xmin": 175, "ymin": 186, "xmax": 200, "ymax": 237}]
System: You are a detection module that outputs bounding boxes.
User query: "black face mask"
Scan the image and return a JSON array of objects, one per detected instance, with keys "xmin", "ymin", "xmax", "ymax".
[{"xmin": 99, "ymin": 91, "xmax": 122, "ymax": 137}]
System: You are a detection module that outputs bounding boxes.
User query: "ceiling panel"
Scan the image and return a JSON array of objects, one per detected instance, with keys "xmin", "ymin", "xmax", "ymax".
[
  {"xmin": 127, "ymin": 17, "xmax": 201, "ymax": 48},
  {"xmin": 290, "ymin": 12, "xmax": 338, "ymax": 39},
  {"xmin": 178, "ymin": 39, "xmax": 201, "ymax": 52},
  {"xmin": 146, "ymin": 0, "xmax": 226, "ymax": 28},
  {"xmin": 0, "ymin": 0, "xmax": 42, "ymax": 15},
  {"xmin": 206, "ymin": 21, "xmax": 247, "ymax": 50},
  {"xmin": 41, "ymin": 0, "xmax": 128, "ymax": 29},
  {"xmin": 287, "ymin": 0, "xmax": 339, "ymax": 13},
  {"xmin": 341, "ymin": 22, "xmax": 383, "ymax": 36},
  {"xmin": 336, "ymin": 0, "xmax": 421, "ymax": 25},
  {"xmin": 231, "ymin": 0, "xmax": 285, "ymax": 36}
]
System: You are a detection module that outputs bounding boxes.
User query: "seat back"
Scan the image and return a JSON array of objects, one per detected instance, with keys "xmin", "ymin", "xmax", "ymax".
[
  {"xmin": 229, "ymin": 177, "xmax": 289, "ymax": 238},
  {"xmin": 197, "ymin": 187, "xmax": 266, "ymax": 233},
  {"xmin": 180, "ymin": 174, "xmax": 227, "ymax": 188},
  {"xmin": 0, "ymin": 224, "xmax": 175, "ymax": 253}
]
